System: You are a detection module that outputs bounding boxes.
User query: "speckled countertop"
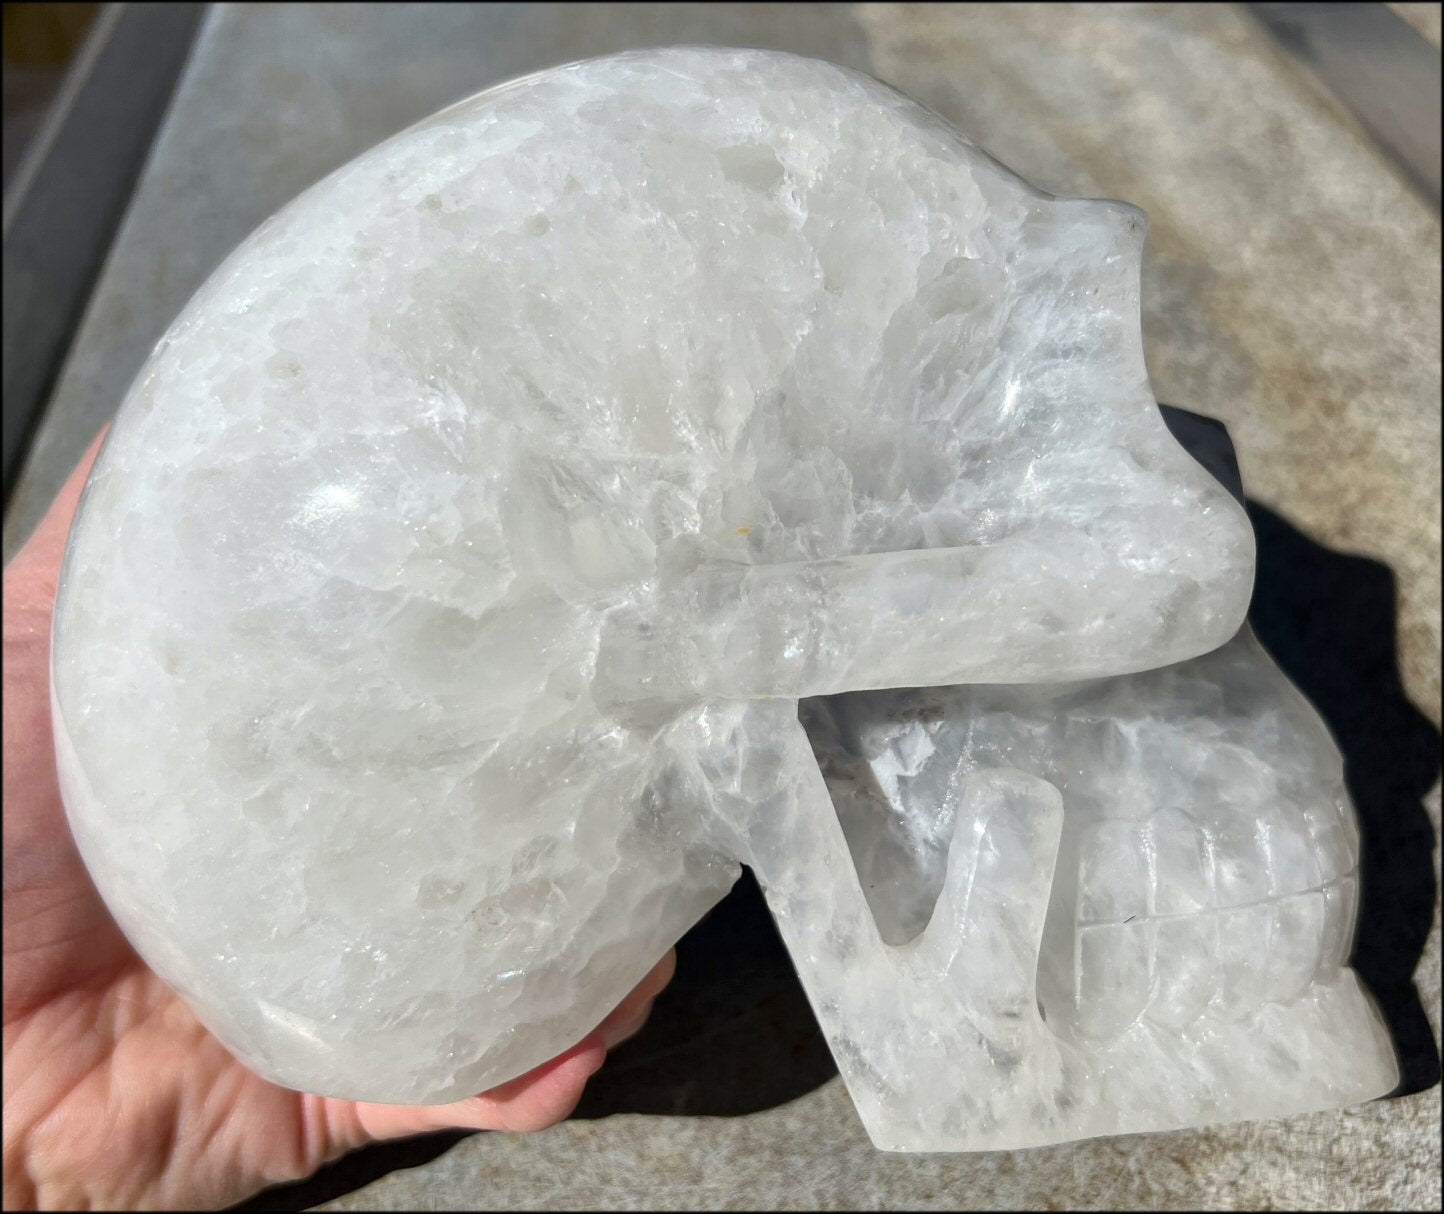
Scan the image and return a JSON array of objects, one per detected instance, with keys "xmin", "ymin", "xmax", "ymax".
[{"xmin": 7, "ymin": 4, "xmax": 1438, "ymax": 1209}]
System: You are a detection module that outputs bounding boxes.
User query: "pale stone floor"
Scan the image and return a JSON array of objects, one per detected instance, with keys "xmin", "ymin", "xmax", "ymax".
[{"xmin": 7, "ymin": 4, "xmax": 1438, "ymax": 1209}]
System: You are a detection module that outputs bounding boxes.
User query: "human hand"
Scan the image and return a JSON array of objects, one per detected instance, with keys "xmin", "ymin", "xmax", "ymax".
[{"xmin": 2, "ymin": 431, "xmax": 674, "ymax": 1210}]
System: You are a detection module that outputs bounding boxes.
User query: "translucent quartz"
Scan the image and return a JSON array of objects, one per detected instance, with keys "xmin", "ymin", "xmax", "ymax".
[{"xmin": 48, "ymin": 49, "xmax": 1378, "ymax": 1155}]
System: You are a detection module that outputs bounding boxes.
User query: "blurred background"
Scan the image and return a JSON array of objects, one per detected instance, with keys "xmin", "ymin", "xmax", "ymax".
[
  {"xmin": 3, "ymin": 2, "xmax": 100, "ymax": 188},
  {"xmin": 3, "ymin": 4, "xmax": 1439, "ymax": 1211}
]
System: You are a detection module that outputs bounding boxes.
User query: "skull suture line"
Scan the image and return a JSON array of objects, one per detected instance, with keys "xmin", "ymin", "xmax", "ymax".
[{"xmin": 51, "ymin": 48, "xmax": 1395, "ymax": 1151}]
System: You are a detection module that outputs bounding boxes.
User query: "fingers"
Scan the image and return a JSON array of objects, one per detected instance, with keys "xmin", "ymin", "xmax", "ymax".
[
  {"xmin": 600, "ymin": 1001, "xmax": 654, "ymax": 1051},
  {"xmin": 345, "ymin": 948, "xmax": 679, "ymax": 1144},
  {"xmin": 429, "ymin": 1032, "xmax": 611, "ymax": 1133},
  {"xmin": 345, "ymin": 1031, "xmax": 608, "ymax": 1145},
  {"xmin": 597, "ymin": 949, "xmax": 675, "ymax": 1049}
]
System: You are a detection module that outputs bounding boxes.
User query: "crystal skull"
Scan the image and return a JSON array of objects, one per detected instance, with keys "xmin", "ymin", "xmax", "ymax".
[{"xmin": 48, "ymin": 47, "xmax": 1392, "ymax": 1151}]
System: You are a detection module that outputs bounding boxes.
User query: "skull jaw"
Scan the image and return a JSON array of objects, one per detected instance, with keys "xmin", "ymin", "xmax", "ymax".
[
  {"xmin": 709, "ymin": 693, "xmax": 1397, "ymax": 1153},
  {"xmin": 852, "ymin": 971, "xmax": 1396, "ymax": 1153}
]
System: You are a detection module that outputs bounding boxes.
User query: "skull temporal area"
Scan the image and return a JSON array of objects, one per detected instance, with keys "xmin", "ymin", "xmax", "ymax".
[{"xmin": 48, "ymin": 46, "xmax": 1285, "ymax": 1138}]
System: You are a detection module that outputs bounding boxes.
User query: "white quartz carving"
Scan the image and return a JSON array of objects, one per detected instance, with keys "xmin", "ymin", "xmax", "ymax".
[{"xmin": 49, "ymin": 45, "xmax": 1385, "ymax": 1153}]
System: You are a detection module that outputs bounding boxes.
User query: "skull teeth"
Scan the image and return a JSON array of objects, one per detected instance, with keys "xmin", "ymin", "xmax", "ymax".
[
  {"xmin": 1074, "ymin": 795, "xmax": 1357, "ymax": 927},
  {"xmin": 1046, "ymin": 795, "xmax": 1360, "ymax": 1041},
  {"xmin": 1057, "ymin": 870, "xmax": 1358, "ymax": 1041}
]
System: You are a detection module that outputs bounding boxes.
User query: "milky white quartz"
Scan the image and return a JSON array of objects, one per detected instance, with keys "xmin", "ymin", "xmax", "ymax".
[{"xmin": 48, "ymin": 46, "xmax": 1356, "ymax": 1149}]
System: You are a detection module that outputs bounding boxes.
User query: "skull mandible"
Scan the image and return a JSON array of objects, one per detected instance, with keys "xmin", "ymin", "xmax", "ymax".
[{"xmin": 785, "ymin": 626, "xmax": 1394, "ymax": 1150}]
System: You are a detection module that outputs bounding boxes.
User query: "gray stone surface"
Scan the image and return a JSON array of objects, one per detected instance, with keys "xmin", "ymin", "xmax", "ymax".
[
  {"xmin": 7, "ymin": 3, "xmax": 1438, "ymax": 1209},
  {"xmin": 1390, "ymin": 3, "xmax": 1443, "ymax": 50}
]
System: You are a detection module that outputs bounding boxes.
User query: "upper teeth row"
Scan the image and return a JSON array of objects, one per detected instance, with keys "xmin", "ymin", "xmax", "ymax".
[{"xmin": 1072, "ymin": 795, "xmax": 1358, "ymax": 925}]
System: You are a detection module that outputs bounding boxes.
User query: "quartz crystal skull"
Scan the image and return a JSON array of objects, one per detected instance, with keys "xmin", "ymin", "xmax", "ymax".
[{"xmin": 51, "ymin": 48, "xmax": 1391, "ymax": 1151}]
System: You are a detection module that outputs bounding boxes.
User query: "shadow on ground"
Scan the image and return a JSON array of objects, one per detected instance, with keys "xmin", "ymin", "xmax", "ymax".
[
  {"xmin": 1247, "ymin": 500, "xmax": 1441, "ymax": 1098},
  {"xmin": 234, "ymin": 426, "xmax": 1439, "ymax": 1212}
]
